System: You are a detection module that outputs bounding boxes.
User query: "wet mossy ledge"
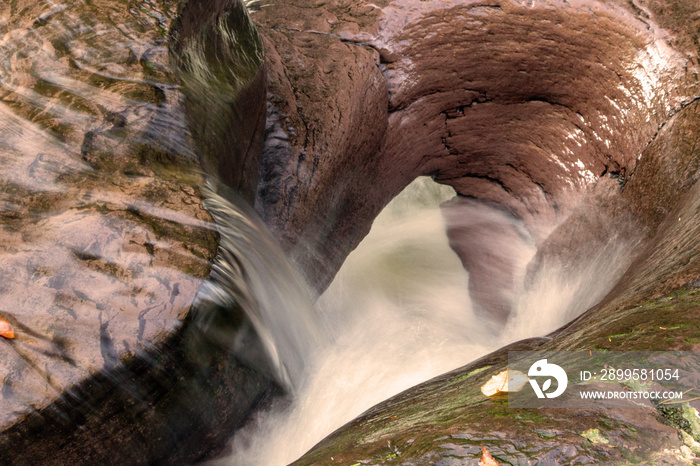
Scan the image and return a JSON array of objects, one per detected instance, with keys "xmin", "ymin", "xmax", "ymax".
[{"xmin": 293, "ymin": 286, "xmax": 700, "ymax": 465}]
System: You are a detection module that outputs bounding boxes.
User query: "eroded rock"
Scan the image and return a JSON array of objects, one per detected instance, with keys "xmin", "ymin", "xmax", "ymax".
[
  {"xmin": 0, "ymin": 0, "xmax": 279, "ymax": 463},
  {"xmin": 0, "ymin": 0, "xmax": 218, "ymax": 430},
  {"xmin": 244, "ymin": 0, "xmax": 700, "ymax": 462},
  {"xmin": 252, "ymin": 0, "xmax": 700, "ymax": 317}
]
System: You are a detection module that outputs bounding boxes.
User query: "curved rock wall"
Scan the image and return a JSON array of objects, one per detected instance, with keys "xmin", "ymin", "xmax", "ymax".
[
  {"xmin": 231, "ymin": 1, "xmax": 700, "ymax": 461},
  {"xmin": 292, "ymin": 97, "xmax": 700, "ymax": 465},
  {"xmin": 252, "ymin": 0, "xmax": 700, "ymax": 316},
  {"xmin": 4, "ymin": 0, "xmax": 697, "ymax": 461}
]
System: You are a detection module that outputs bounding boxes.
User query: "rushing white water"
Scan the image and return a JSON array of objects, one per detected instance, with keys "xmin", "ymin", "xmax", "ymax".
[
  {"xmin": 218, "ymin": 176, "xmax": 636, "ymax": 465},
  {"xmin": 194, "ymin": 181, "xmax": 324, "ymax": 390}
]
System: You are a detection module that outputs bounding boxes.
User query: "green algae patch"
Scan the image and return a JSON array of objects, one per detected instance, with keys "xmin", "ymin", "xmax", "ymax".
[
  {"xmin": 457, "ymin": 365, "xmax": 492, "ymax": 381},
  {"xmin": 553, "ymin": 286, "xmax": 700, "ymax": 353},
  {"xmin": 581, "ymin": 428, "xmax": 610, "ymax": 445},
  {"xmin": 656, "ymin": 401, "xmax": 693, "ymax": 437},
  {"xmin": 534, "ymin": 429, "xmax": 557, "ymax": 439},
  {"xmin": 681, "ymin": 404, "xmax": 700, "ymax": 441}
]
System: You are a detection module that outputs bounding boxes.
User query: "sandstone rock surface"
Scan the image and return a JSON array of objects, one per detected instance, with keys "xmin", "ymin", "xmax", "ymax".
[
  {"xmin": 0, "ymin": 0, "xmax": 279, "ymax": 464},
  {"xmin": 292, "ymin": 100, "xmax": 700, "ymax": 464},
  {"xmin": 247, "ymin": 0, "xmax": 700, "ymax": 462},
  {"xmin": 0, "ymin": 0, "xmax": 216, "ymax": 430},
  {"xmin": 2, "ymin": 0, "xmax": 699, "ymax": 462},
  {"xmin": 252, "ymin": 0, "xmax": 700, "ymax": 320}
]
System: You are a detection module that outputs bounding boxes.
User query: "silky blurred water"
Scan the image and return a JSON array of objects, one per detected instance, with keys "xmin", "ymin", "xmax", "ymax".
[
  {"xmin": 220, "ymin": 175, "xmax": 641, "ymax": 465},
  {"xmin": 223, "ymin": 177, "xmax": 481, "ymax": 465}
]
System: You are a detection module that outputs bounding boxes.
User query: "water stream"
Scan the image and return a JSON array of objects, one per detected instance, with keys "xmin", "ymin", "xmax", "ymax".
[{"xmin": 221, "ymin": 176, "xmax": 636, "ymax": 465}]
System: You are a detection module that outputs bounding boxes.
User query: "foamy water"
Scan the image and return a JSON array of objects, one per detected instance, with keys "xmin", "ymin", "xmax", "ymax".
[{"xmin": 218, "ymin": 176, "xmax": 637, "ymax": 465}]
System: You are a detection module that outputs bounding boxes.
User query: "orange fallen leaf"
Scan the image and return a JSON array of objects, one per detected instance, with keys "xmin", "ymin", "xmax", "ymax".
[
  {"xmin": 480, "ymin": 370, "xmax": 529, "ymax": 400},
  {"xmin": 479, "ymin": 446, "xmax": 500, "ymax": 466},
  {"xmin": 0, "ymin": 318, "xmax": 14, "ymax": 339}
]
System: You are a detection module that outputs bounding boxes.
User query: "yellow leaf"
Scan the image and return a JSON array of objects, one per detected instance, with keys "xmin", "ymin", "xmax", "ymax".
[
  {"xmin": 0, "ymin": 318, "xmax": 14, "ymax": 339},
  {"xmin": 479, "ymin": 446, "xmax": 500, "ymax": 466},
  {"xmin": 480, "ymin": 369, "xmax": 529, "ymax": 400}
]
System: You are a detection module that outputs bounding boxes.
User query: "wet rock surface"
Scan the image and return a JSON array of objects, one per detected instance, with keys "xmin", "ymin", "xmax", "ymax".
[
  {"xmin": 0, "ymin": 0, "xmax": 282, "ymax": 463},
  {"xmin": 0, "ymin": 0, "xmax": 218, "ymax": 430},
  {"xmin": 2, "ymin": 0, "xmax": 699, "ymax": 462},
  {"xmin": 253, "ymin": 4, "xmax": 389, "ymax": 291},
  {"xmin": 293, "ymin": 288, "xmax": 700, "ymax": 464},
  {"xmin": 290, "ymin": 98, "xmax": 700, "ymax": 465}
]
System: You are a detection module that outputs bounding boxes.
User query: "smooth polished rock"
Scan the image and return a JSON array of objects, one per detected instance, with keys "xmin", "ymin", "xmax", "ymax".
[
  {"xmin": 0, "ymin": 0, "xmax": 218, "ymax": 431},
  {"xmin": 0, "ymin": 0, "xmax": 279, "ymax": 463}
]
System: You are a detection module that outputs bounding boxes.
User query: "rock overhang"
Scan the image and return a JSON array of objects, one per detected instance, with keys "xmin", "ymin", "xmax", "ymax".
[
  {"xmin": 252, "ymin": 0, "xmax": 700, "ymax": 315},
  {"xmin": 373, "ymin": 0, "xmax": 695, "ymax": 220}
]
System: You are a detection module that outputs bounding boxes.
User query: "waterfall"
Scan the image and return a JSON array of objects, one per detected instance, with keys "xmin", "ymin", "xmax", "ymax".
[
  {"xmin": 0, "ymin": 0, "xmax": 655, "ymax": 463},
  {"xmin": 194, "ymin": 181, "xmax": 323, "ymax": 390},
  {"xmin": 204, "ymin": 174, "xmax": 640, "ymax": 465},
  {"xmin": 209, "ymin": 178, "xmax": 489, "ymax": 464}
]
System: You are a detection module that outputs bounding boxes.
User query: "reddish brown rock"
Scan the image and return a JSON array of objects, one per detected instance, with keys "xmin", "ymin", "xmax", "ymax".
[
  {"xmin": 291, "ymin": 96, "xmax": 700, "ymax": 466},
  {"xmin": 0, "ymin": 0, "xmax": 218, "ymax": 430},
  {"xmin": 2, "ymin": 0, "xmax": 699, "ymax": 462},
  {"xmin": 253, "ymin": 7, "xmax": 389, "ymax": 290},
  {"xmin": 252, "ymin": 0, "xmax": 700, "ymax": 316},
  {"xmin": 244, "ymin": 2, "xmax": 700, "ymax": 461}
]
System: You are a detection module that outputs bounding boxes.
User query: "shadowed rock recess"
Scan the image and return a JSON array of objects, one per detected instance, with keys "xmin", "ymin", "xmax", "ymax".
[
  {"xmin": 253, "ymin": 0, "xmax": 699, "ymax": 312},
  {"xmin": 1, "ymin": 0, "xmax": 699, "ymax": 463}
]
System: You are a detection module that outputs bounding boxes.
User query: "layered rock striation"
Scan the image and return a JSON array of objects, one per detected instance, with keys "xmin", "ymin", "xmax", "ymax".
[
  {"xmin": 246, "ymin": 1, "xmax": 700, "ymax": 462},
  {"xmin": 252, "ymin": 0, "xmax": 700, "ymax": 319},
  {"xmin": 2, "ymin": 0, "xmax": 699, "ymax": 462}
]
